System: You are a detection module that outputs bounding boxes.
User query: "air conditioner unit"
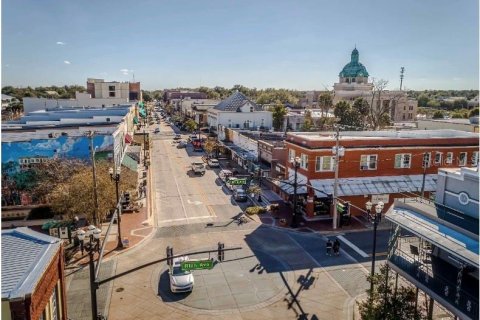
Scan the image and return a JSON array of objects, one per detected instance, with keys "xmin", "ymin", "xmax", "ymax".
[{"xmin": 360, "ymin": 165, "xmax": 369, "ymax": 170}]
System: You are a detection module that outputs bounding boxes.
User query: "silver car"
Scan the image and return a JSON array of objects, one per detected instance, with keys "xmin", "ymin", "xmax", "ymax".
[
  {"xmin": 234, "ymin": 188, "xmax": 248, "ymax": 202},
  {"xmin": 169, "ymin": 256, "xmax": 194, "ymax": 293}
]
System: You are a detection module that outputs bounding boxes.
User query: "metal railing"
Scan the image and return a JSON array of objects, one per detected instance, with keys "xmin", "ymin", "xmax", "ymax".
[{"xmin": 389, "ymin": 248, "xmax": 478, "ymax": 319}]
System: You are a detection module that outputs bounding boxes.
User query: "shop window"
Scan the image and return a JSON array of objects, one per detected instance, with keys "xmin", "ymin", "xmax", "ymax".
[
  {"xmin": 459, "ymin": 152, "xmax": 467, "ymax": 166},
  {"xmin": 422, "ymin": 152, "xmax": 431, "ymax": 168},
  {"xmin": 288, "ymin": 149, "xmax": 295, "ymax": 162},
  {"xmin": 445, "ymin": 152, "xmax": 453, "ymax": 164},
  {"xmin": 434, "ymin": 152, "xmax": 442, "ymax": 165},
  {"xmin": 315, "ymin": 156, "xmax": 334, "ymax": 172},
  {"xmin": 472, "ymin": 151, "xmax": 479, "ymax": 166},
  {"xmin": 394, "ymin": 153, "xmax": 411, "ymax": 168},
  {"xmin": 360, "ymin": 155, "xmax": 377, "ymax": 170},
  {"xmin": 300, "ymin": 154, "xmax": 308, "ymax": 169}
]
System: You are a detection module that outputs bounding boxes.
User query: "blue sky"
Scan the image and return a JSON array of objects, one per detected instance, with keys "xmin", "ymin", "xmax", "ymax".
[{"xmin": 1, "ymin": 0, "xmax": 478, "ymax": 90}]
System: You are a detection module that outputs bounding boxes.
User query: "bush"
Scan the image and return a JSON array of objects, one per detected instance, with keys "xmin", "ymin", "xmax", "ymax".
[
  {"xmin": 27, "ymin": 206, "xmax": 55, "ymax": 220},
  {"xmin": 432, "ymin": 111, "xmax": 444, "ymax": 119},
  {"xmin": 245, "ymin": 206, "xmax": 266, "ymax": 215}
]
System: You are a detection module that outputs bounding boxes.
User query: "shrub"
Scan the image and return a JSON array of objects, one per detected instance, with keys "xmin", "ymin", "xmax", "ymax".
[{"xmin": 245, "ymin": 206, "xmax": 266, "ymax": 215}]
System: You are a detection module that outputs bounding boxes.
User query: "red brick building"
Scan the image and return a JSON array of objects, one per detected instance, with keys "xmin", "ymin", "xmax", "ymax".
[
  {"xmin": 2, "ymin": 228, "xmax": 67, "ymax": 320},
  {"xmin": 281, "ymin": 130, "xmax": 479, "ymax": 220}
]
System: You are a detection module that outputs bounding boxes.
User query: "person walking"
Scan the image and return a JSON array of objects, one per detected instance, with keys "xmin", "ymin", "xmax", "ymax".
[
  {"xmin": 333, "ymin": 239, "xmax": 341, "ymax": 256},
  {"xmin": 326, "ymin": 239, "xmax": 333, "ymax": 256}
]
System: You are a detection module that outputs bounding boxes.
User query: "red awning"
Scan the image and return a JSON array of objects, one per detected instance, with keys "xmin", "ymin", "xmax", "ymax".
[{"xmin": 125, "ymin": 134, "xmax": 133, "ymax": 144}]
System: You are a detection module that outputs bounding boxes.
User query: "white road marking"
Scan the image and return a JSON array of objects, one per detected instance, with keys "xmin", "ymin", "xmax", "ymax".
[
  {"xmin": 336, "ymin": 235, "xmax": 369, "ymax": 258},
  {"xmin": 159, "ymin": 216, "xmax": 213, "ymax": 223},
  {"xmin": 187, "ymin": 199, "xmax": 203, "ymax": 205}
]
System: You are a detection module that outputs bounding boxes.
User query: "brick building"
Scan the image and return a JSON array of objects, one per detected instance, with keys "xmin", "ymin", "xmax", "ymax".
[
  {"xmin": 1, "ymin": 227, "xmax": 67, "ymax": 320},
  {"xmin": 281, "ymin": 130, "xmax": 479, "ymax": 221}
]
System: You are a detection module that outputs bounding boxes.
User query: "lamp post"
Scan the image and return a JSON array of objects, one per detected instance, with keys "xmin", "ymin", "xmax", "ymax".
[
  {"xmin": 366, "ymin": 200, "xmax": 384, "ymax": 297},
  {"xmin": 77, "ymin": 225, "xmax": 103, "ymax": 320},
  {"xmin": 291, "ymin": 156, "xmax": 301, "ymax": 228},
  {"xmin": 109, "ymin": 167, "xmax": 123, "ymax": 249}
]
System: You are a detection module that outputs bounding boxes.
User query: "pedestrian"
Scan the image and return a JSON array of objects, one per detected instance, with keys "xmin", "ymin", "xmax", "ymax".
[
  {"xmin": 142, "ymin": 185, "xmax": 147, "ymax": 197},
  {"xmin": 333, "ymin": 239, "xmax": 340, "ymax": 256},
  {"xmin": 326, "ymin": 239, "xmax": 333, "ymax": 256}
]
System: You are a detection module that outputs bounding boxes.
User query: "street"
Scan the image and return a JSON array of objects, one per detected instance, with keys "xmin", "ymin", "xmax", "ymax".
[{"xmin": 87, "ymin": 115, "xmax": 390, "ymax": 320}]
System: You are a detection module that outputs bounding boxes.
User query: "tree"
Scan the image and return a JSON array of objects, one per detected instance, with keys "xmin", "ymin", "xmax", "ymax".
[
  {"xmin": 432, "ymin": 111, "xmax": 444, "ymax": 119},
  {"xmin": 368, "ymin": 79, "xmax": 394, "ymax": 130},
  {"xmin": 318, "ymin": 93, "xmax": 333, "ymax": 117},
  {"xmin": 272, "ymin": 100, "xmax": 287, "ymax": 131},
  {"xmin": 426, "ymin": 100, "xmax": 440, "ymax": 109},
  {"xmin": 184, "ymin": 119, "xmax": 198, "ymax": 132},
  {"xmin": 301, "ymin": 110, "xmax": 313, "ymax": 131},
  {"xmin": 333, "ymin": 101, "xmax": 364, "ymax": 129},
  {"xmin": 417, "ymin": 94, "xmax": 429, "ymax": 108},
  {"xmin": 469, "ymin": 108, "xmax": 479, "ymax": 117},
  {"xmin": 358, "ymin": 264, "xmax": 427, "ymax": 320},
  {"xmin": 142, "ymin": 90, "xmax": 153, "ymax": 102},
  {"xmin": 48, "ymin": 161, "xmax": 137, "ymax": 222},
  {"xmin": 352, "ymin": 98, "xmax": 370, "ymax": 129}
]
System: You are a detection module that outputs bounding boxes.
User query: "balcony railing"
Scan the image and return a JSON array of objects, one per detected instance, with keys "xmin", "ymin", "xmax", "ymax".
[{"xmin": 389, "ymin": 248, "xmax": 478, "ymax": 319}]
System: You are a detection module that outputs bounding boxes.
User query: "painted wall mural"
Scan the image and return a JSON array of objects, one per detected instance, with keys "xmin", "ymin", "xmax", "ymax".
[{"xmin": 1, "ymin": 135, "xmax": 114, "ymax": 175}]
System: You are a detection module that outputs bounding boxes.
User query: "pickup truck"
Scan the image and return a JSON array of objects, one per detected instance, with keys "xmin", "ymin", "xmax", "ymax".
[{"xmin": 191, "ymin": 162, "xmax": 206, "ymax": 175}]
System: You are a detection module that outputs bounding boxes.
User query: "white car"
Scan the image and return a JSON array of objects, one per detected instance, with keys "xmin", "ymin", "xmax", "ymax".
[
  {"xmin": 219, "ymin": 169, "xmax": 233, "ymax": 182},
  {"xmin": 169, "ymin": 256, "xmax": 194, "ymax": 293},
  {"xmin": 207, "ymin": 158, "xmax": 220, "ymax": 168}
]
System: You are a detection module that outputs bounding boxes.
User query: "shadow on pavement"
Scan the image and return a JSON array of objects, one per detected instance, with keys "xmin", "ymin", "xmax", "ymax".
[
  {"xmin": 280, "ymin": 269, "xmax": 318, "ymax": 320},
  {"xmin": 157, "ymin": 270, "xmax": 192, "ymax": 302}
]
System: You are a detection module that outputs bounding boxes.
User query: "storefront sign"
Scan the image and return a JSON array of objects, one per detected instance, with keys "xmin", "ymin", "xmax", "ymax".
[{"xmin": 371, "ymin": 194, "xmax": 389, "ymax": 204}]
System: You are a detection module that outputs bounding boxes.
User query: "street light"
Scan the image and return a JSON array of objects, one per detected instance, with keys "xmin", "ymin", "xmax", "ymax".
[
  {"xmin": 367, "ymin": 200, "xmax": 384, "ymax": 298},
  {"xmin": 77, "ymin": 225, "xmax": 103, "ymax": 320},
  {"xmin": 291, "ymin": 156, "xmax": 301, "ymax": 228},
  {"xmin": 109, "ymin": 167, "xmax": 123, "ymax": 249},
  {"xmin": 332, "ymin": 143, "xmax": 345, "ymax": 229}
]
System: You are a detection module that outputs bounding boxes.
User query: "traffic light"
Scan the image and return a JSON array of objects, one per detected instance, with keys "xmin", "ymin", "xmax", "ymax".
[
  {"xmin": 336, "ymin": 202, "xmax": 345, "ymax": 215},
  {"xmin": 166, "ymin": 246, "xmax": 173, "ymax": 266},
  {"xmin": 217, "ymin": 242, "xmax": 225, "ymax": 262},
  {"xmin": 344, "ymin": 202, "xmax": 350, "ymax": 216},
  {"xmin": 122, "ymin": 192, "xmax": 130, "ymax": 210}
]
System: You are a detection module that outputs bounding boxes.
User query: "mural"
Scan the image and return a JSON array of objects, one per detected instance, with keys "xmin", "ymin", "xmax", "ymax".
[{"xmin": 1, "ymin": 135, "xmax": 114, "ymax": 176}]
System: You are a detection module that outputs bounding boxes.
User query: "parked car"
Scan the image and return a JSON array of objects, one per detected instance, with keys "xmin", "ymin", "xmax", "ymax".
[
  {"xmin": 233, "ymin": 188, "xmax": 248, "ymax": 202},
  {"xmin": 174, "ymin": 134, "xmax": 182, "ymax": 140},
  {"xmin": 219, "ymin": 169, "xmax": 233, "ymax": 182},
  {"xmin": 177, "ymin": 141, "xmax": 187, "ymax": 148},
  {"xmin": 169, "ymin": 256, "xmax": 194, "ymax": 293},
  {"xmin": 154, "ymin": 128, "xmax": 160, "ymax": 134},
  {"xmin": 207, "ymin": 158, "xmax": 220, "ymax": 168},
  {"xmin": 191, "ymin": 162, "xmax": 206, "ymax": 175}
]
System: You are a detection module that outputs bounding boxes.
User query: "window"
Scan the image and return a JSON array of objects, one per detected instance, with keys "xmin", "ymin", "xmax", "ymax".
[
  {"xmin": 422, "ymin": 152, "xmax": 431, "ymax": 168},
  {"xmin": 300, "ymin": 154, "xmax": 308, "ymax": 169},
  {"xmin": 402, "ymin": 115, "xmax": 406, "ymax": 120},
  {"xmin": 288, "ymin": 149, "xmax": 296, "ymax": 162},
  {"xmin": 360, "ymin": 155, "xmax": 377, "ymax": 170},
  {"xmin": 445, "ymin": 152, "xmax": 453, "ymax": 164},
  {"xmin": 108, "ymin": 85, "xmax": 115, "ymax": 91},
  {"xmin": 394, "ymin": 154, "xmax": 411, "ymax": 168},
  {"xmin": 408, "ymin": 113, "xmax": 413, "ymax": 119},
  {"xmin": 315, "ymin": 156, "xmax": 334, "ymax": 171},
  {"xmin": 109, "ymin": 91, "xmax": 115, "ymax": 97},
  {"xmin": 472, "ymin": 151, "xmax": 479, "ymax": 166},
  {"xmin": 409, "ymin": 106, "xmax": 414, "ymax": 110},
  {"xmin": 434, "ymin": 152, "xmax": 442, "ymax": 165},
  {"xmin": 459, "ymin": 152, "xmax": 467, "ymax": 166}
]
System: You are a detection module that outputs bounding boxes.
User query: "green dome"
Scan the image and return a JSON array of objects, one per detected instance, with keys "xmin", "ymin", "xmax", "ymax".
[{"xmin": 339, "ymin": 48, "xmax": 369, "ymax": 78}]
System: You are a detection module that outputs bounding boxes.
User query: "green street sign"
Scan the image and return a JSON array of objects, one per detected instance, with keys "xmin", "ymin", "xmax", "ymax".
[
  {"xmin": 228, "ymin": 178, "xmax": 247, "ymax": 185},
  {"xmin": 180, "ymin": 259, "xmax": 214, "ymax": 271}
]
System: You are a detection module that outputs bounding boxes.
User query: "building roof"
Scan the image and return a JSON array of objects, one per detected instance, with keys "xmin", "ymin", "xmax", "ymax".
[
  {"xmin": 339, "ymin": 48, "xmax": 369, "ymax": 78},
  {"xmin": 2, "ymin": 227, "xmax": 62, "ymax": 300},
  {"xmin": 213, "ymin": 91, "xmax": 261, "ymax": 112},
  {"xmin": 310, "ymin": 174, "xmax": 437, "ymax": 198},
  {"xmin": 386, "ymin": 203, "xmax": 478, "ymax": 266},
  {"xmin": 287, "ymin": 129, "xmax": 478, "ymax": 142}
]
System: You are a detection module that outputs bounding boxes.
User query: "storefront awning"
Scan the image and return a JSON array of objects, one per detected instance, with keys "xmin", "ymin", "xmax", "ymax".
[
  {"xmin": 310, "ymin": 174, "xmax": 437, "ymax": 198},
  {"xmin": 277, "ymin": 180, "xmax": 308, "ymax": 195},
  {"xmin": 386, "ymin": 206, "xmax": 478, "ymax": 266}
]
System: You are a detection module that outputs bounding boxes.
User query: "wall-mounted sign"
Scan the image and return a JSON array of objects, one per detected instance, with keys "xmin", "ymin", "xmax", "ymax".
[{"xmin": 371, "ymin": 194, "xmax": 389, "ymax": 204}]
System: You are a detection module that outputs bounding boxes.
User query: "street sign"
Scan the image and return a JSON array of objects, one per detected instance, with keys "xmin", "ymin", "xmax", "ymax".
[
  {"xmin": 180, "ymin": 259, "xmax": 214, "ymax": 271},
  {"xmin": 228, "ymin": 178, "xmax": 247, "ymax": 185}
]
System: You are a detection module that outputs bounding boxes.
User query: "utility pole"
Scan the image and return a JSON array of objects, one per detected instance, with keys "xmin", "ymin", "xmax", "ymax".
[
  {"xmin": 400, "ymin": 67, "xmax": 405, "ymax": 91},
  {"xmin": 421, "ymin": 152, "xmax": 428, "ymax": 199},
  {"xmin": 88, "ymin": 131, "xmax": 99, "ymax": 226},
  {"xmin": 332, "ymin": 125, "xmax": 340, "ymax": 230}
]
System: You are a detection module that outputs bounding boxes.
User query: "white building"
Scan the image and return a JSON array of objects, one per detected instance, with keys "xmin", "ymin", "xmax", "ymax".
[
  {"xmin": 333, "ymin": 48, "xmax": 418, "ymax": 123},
  {"xmin": 207, "ymin": 91, "xmax": 272, "ymax": 131}
]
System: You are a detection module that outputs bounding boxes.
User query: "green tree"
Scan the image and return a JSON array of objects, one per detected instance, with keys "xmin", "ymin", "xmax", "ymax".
[
  {"xmin": 301, "ymin": 110, "xmax": 313, "ymax": 131},
  {"xmin": 358, "ymin": 264, "xmax": 427, "ymax": 320},
  {"xmin": 417, "ymin": 94, "xmax": 429, "ymax": 108},
  {"xmin": 353, "ymin": 98, "xmax": 370, "ymax": 129},
  {"xmin": 432, "ymin": 111, "xmax": 444, "ymax": 119},
  {"xmin": 426, "ymin": 99, "xmax": 440, "ymax": 109},
  {"xmin": 318, "ymin": 93, "xmax": 333, "ymax": 117},
  {"xmin": 469, "ymin": 108, "xmax": 479, "ymax": 117},
  {"xmin": 142, "ymin": 90, "xmax": 153, "ymax": 102},
  {"xmin": 453, "ymin": 99, "xmax": 468, "ymax": 109},
  {"xmin": 184, "ymin": 119, "xmax": 198, "ymax": 132},
  {"xmin": 272, "ymin": 100, "xmax": 287, "ymax": 131}
]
